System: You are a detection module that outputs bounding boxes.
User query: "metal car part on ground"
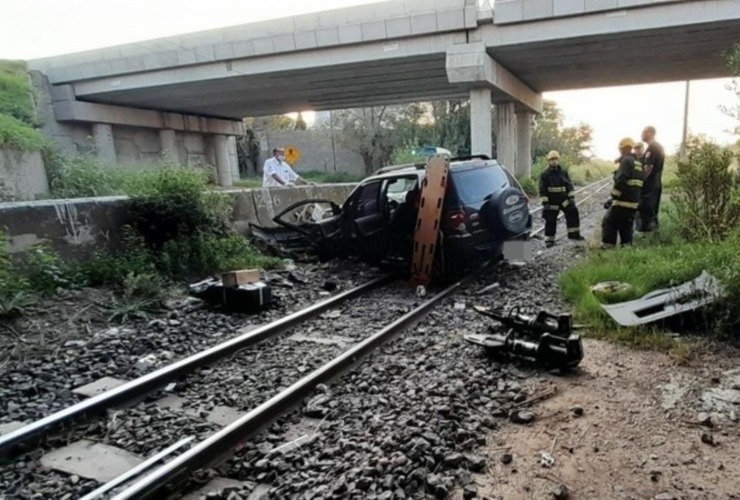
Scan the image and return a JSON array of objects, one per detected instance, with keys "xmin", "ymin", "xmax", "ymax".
[
  {"xmin": 597, "ymin": 270, "xmax": 725, "ymax": 327},
  {"xmin": 464, "ymin": 305, "xmax": 584, "ymax": 369}
]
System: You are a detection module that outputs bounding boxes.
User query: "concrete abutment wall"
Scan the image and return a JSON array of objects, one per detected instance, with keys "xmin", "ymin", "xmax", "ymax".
[{"xmin": 0, "ymin": 185, "xmax": 356, "ymax": 261}]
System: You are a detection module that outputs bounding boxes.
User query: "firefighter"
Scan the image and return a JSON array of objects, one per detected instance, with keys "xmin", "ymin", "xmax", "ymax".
[
  {"xmin": 637, "ymin": 126, "xmax": 666, "ymax": 232},
  {"xmin": 632, "ymin": 141, "xmax": 647, "ymax": 231},
  {"xmin": 539, "ymin": 150, "xmax": 584, "ymax": 248},
  {"xmin": 602, "ymin": 138, "xmax": 643, "ymax": 247}
]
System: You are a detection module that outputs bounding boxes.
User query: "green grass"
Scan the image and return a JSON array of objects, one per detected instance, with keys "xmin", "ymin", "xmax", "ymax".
[
  {"xmin": 560, "ymin": 218, "xmax": 740, "ymax": 357},
  {"xmin": 0, "ymin": 60, "xmax": 46, "ymax": 152},
  {"xmin": 0, "ymin": 114, "xmax": 45, "ymax": 150}
]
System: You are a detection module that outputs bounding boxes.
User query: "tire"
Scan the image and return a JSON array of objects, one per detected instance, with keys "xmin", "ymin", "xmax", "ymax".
[{"xmin": 480, "ymin": 187, "xmax": 530, "ymax": 237}]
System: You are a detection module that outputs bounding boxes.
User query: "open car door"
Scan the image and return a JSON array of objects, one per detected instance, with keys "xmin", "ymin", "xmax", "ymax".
[{"xmin": 249, "ymin": 199, "xmax": 344, "ymax": 260}]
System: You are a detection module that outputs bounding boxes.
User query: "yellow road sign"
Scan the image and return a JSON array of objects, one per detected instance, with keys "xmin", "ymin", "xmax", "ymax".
[{"xmin": 285, "ymin": 145, "xmax": 301, "ymax": 165}]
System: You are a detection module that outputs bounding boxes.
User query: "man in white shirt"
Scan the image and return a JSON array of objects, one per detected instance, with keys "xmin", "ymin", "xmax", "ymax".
[{"xmin": 262, "ymin": 147, "xmax": 308, "ymax": 188}]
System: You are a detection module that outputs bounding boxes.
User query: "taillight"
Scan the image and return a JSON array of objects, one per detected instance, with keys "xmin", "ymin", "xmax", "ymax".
[{"xmin": 447, "ymin": 210, "xmax": 467, "ymax": 232}]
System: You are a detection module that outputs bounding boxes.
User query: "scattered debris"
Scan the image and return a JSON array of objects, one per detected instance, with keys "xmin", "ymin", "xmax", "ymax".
[
  {"xmin": 570, "ymin": 405, "xmax": 584, "ymax": 417},
  {"xmin": 221, "ymin": 269, "xmax": 261, "ymax": 287},
  {"xmin": 509, "ymin": 410, "xmax": 535, "ymax": 425},
  {"xmin": 188, "ymin": 276, "xmax": 272, "ymax": 313},
  {"xmin": 551, "ymin": 484, "xmax": 570, "ymax": 500},
  {"xmin": 599, "ymin": 271, "xmax": 724, "ymax": 327},
  {"xmin": 700, "ymin": 432, "xmax": 716, "ymax": 446},
  {"xmin": 589, "ymin": 281, "xmax": 635, "ymax": 298},
  {"xmin": 539, "ymin": 451, "xmax": 555, "ymax": 468},
  {"xmin": 465, "ymin": 306, "xmax": 584, "ymax": 369},
  {"xmin": 415, "ymin": 285, "xmax": 427, "ymax": 298},
  {"xmin": 500, "ymin": 452, "xmax": 513, "ymax": 465},
  {"xmin": 322, "ymin": 280, "xmax": 338, "ymax": 292}
]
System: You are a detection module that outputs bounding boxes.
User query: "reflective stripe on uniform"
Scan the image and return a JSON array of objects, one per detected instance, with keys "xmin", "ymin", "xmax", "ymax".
[
  {"xmin": 567, "ymin": 191, "xmax": 575, "ymax": 197},
  {"xmin": 612, "ymin": 200, "xmax": 639, "ymax": 209},
  {"xmin": 545, "ymin": 236, "xmax": 555, "ymax": 241},
  {"xmin": 546, "ymin": 205, "xmax": 560, "ymax": 210},
  {"xmin": 541, "ymin": 196, "xmax": 549, "ymax": 203},
  {"xmin": 567, "ymin": 227, "xmax": 580, "ymax": 233},
  {"xmin": 611, "ymin": 189, "xmax": 622, "ymax": 197},
  {"xmin": 627, "ymin": 179, "xmax": 643, "ymax": 187},
  {"xmin": 547, "ymin": 186, "xmax": 567, "ymax": 193},
  {"xmin": 561, "ymin": 199, "xmax": 569, "ymax": 208}
]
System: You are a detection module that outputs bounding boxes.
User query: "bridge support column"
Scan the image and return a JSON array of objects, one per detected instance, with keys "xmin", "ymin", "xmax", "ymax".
[
  {"xmin": 158, "ymin": 129, "xmax": 178, "ymax": 161},
  {"xmin": 470, "ymin": 88, "xmax": 493, "ymax": 157},
  {"xmin": 515, "ymin": 109, "xmax": 533, "ymax": 177},
  {"xmin": 495, "ymin": 102, "xmax": 517, "ymax": 174},
  {"xmin": 92, "ymin": 123, "xmax": 116, "ymax": 163},
  {"xmin": 213, "ymin": 134, "xmax": 233, "ymax": 187}
]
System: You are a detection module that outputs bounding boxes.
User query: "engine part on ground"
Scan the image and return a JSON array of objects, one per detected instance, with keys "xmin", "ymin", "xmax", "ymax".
[
  {"xmin": 410, "ymin": 155, "xmax": 449, "ymax": 287},
  {"xmin": 473, "ymin": 305, "xmax": 573, "ymax": 337},
  {"xmin": 599, "ymin": 270, "xmax": 724, "ymax": 326},
  {"xmin": 189, "ymin": 278, "xmax": 272, "ymax": 313},
  {"xmin": 465, "ymin": 305, "xmax": 584, "ymax": 369}
]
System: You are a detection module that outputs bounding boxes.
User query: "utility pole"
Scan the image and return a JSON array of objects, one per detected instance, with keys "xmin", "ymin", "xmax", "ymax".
[
  {"xmin": 329, "ymin": 109, "xmax": 337, "ymax": 172},
  {"xmin": 680, "ymin": 80, "xmax": 690, "ymax": 159}
]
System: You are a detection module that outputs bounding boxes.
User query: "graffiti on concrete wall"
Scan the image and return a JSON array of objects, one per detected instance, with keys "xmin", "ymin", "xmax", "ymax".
[{"xmin": 53, "ymin": 200, "xmax": 95, "ymax": 246}]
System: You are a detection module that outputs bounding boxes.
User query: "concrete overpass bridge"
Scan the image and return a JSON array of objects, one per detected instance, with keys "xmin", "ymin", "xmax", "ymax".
[{"xmin": 28, "ymin": 0, "xmax": 740, "ymax": 184}]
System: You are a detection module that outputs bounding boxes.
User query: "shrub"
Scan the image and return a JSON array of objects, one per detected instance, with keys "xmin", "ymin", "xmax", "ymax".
[
  {"xmin": 671, "ymin": 141, "xmax": 740, "ymax": 241},
  {"xmin": 125, "ymin": 164, "xmax": 229, "ymax": 250},
  {"xmin": 46, "ymin": 154, "xmax": 123, "ymax": 198}
]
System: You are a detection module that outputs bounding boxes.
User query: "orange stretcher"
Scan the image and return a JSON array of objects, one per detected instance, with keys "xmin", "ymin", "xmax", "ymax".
[{"xmin": 409, "ymin": 155, "xmax": 449, "ymax": 287}]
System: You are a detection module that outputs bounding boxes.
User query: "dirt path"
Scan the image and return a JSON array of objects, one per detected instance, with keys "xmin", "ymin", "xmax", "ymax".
[{"xmin": 475, "ymin": 339, "xmax": 740, "ymax": 500}]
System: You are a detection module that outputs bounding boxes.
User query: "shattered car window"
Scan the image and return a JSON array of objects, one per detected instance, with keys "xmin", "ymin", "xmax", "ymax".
[
  {"xmin": 452, "ymin": 167, "xmax": 510, "ymax": 204},
  {"xmin": 386, "ymin": 177, "xmax": 418, "ymax": 205}
]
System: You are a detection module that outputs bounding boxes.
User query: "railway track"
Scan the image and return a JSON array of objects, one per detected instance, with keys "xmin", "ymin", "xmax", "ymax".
[{"xmin": 1, "ymin": 176, "xmax": 613, "ymax": 499}]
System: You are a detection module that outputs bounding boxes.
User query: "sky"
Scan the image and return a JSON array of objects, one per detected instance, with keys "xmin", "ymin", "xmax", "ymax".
[{"xmin": 0, "ymin": 0, "xmax": 736, "ymax": 160}]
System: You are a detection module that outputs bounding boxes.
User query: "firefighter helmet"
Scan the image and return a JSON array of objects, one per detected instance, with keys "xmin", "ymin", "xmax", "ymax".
[
  {"xmin": 619, "ymin": 137, "xmax": 635, "ymax": 149},
  {"xmin": 546, "ymin": 150, "xmax": 560, "ymax": 160}
]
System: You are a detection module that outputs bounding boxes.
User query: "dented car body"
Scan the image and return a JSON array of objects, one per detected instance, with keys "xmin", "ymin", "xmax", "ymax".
[{"xmin": 250, "ymin": 156, "xmax": 532, "ymax": 278}]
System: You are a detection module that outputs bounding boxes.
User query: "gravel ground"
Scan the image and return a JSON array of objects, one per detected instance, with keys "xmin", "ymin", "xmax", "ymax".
[{"xmin": 0, "ymin": 184, "xmax": 611, "ymax": 500}]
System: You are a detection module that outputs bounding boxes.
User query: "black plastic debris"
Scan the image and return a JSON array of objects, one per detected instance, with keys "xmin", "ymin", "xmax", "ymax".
[{"xmin": 188, "ymin": 277, "xmax": 272, "ymax": 313}]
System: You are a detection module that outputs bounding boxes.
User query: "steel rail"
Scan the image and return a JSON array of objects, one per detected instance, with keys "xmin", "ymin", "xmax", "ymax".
[
  {"xmin": 0, "ymin": 273, "xmax": 393, "ymax": 457},
  {"xmin": 111, "ymin": 267, "xmax": 487, "ymax": 500},
  {"xmin": 529, "ymin": 176, "xmax": 612, "ymax": 216},
  {"xmin": 531, "ymin": 176, "xmax": 613, "ymax": 237}
]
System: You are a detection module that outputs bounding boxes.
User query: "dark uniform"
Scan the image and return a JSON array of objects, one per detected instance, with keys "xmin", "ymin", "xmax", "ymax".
[
  {"xmin": 539, "ymin": 165, "xmax": 582, "ymax": 246},
  {"xmin": 637, "ymin": 140, "xmax": 665, "ymax": 232},
  {"xmin": 602, "ymin": 153, "xmax": 643, "ymax": 246}
]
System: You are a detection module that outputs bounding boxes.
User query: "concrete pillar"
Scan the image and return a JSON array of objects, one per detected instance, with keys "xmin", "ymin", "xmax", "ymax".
[
  {"xmin": 158, "ymin": 129, "xmax": 178, "ymax": 161},
  {"xmin": 213, "ymin": 134, "xmax": 233, "ymax": 187},
  {"xmin": 470, "ymin": 88, "xmax": 493, "ymax": 157},
  {"xmin": 92, "ymin": 123, "xmax": 116, "ymax": 163},
  {"xmin": 227, "ymin": 136, "xmax": 239, "ymax": 182},
  {"xmin": 515, "ymin": 110, "xmax": 533, "ymax": 177},
  {"xmin": 495, "ymin": 102, "xmax": 517, "ymax": 173}
]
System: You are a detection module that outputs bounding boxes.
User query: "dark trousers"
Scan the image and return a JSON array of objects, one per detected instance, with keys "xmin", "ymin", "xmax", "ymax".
[
  {"xmin": 543, "ymin": 204, "xmax": 581, "ymax": 242},
  {"xmin": 602, "ymin": 206, "xmax": 636, "ymax": 246},
  {"xmin": 636, "ymin": 185, "xmax": 662, "ymax": 232}
]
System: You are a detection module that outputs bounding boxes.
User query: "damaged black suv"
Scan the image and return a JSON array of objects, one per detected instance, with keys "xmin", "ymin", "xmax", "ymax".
[{"xmin": 251, "ymin": 156, "xmax": 532, "ymax": 279}]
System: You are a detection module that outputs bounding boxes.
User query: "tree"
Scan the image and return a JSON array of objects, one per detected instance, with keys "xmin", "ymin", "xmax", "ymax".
[
  {"xmin": 720, "ymin": 43, "xmax": 740, "ymax": 137},
  {"xmin": 295, "ymin": 112, "xmax": 307, "ymax": 130},
  {"xmin": 330, "ymin": 106, "xmax": 399, "ymax": 174},
  {"xmin": 532, "ymin": 100, "xmax": 593, "ymax": 164},
  {"xmin": 243, "ymin": 114, "xmax": 296, "ymax": 131},
  {"xmin": 394, "ymin": 99, "xmax": 479, "ymax": 158}
]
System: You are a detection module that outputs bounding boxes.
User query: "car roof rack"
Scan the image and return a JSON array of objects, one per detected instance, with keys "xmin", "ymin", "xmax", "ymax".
[
  {"xmin": 449, "ymin": 154, "xmax": 491, "ymax": 162},
  {"xmin": 373, "ymin": 162, "xmax": 427, "ymax": 175}
]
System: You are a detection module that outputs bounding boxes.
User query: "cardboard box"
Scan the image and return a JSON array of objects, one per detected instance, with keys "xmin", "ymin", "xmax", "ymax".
[{"xmin": 221, "ymin": 269, "xmax": 261, "ymax": 287}]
